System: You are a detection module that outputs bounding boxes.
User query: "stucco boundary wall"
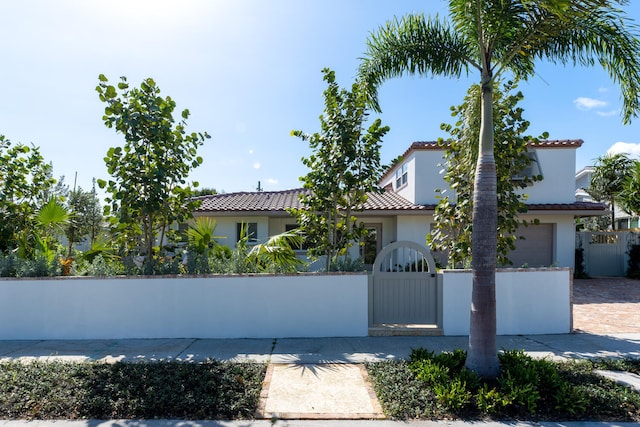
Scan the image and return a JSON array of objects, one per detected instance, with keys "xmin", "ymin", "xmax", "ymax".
[
  {"xmin": 0, "ymin": 273, "xmax": 369, "ymax": 340},
  {"xmin": 442, "ymin": 268, "xmax": 572, "ymax": 336}
]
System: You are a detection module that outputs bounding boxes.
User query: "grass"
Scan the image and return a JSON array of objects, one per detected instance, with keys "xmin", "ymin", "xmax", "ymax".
[
  {"xmin": 0, "ymin": 360, "xmax": 265, "ymax": 420},
  {"xmin": 366, "ymin": 349, "xmax": 640, "ymax": 421}
]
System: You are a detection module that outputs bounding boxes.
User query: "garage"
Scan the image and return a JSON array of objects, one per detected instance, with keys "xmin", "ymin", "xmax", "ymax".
[{"xmin": 507, "ymin": 223, "xmax": 554, "ymax": 268}]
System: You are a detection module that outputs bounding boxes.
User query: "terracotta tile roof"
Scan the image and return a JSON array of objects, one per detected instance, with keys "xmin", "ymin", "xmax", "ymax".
[
  {"xmin": 194, "ymin": 190, "xmax": 605, "ymax": 215},
  {"xmin": 408, "ymin": 139, "xmax": 583, "ymax": 154},
  {"xmin": 526, "ymin": 201, "xmax": 606, "ymax": 212},
  {"xmin": 194, "ymin": 188, "xmax": 429, "ymax": 213}
]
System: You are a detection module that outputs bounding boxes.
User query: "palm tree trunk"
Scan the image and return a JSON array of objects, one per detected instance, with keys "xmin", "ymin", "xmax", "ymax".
[
  {"xmin": 466, "ymin": 76, "xmax": 500, "ymax": 379},
  {"xmin": 611, "ymin": 199, "xmax": 616, "ymax": 230}
]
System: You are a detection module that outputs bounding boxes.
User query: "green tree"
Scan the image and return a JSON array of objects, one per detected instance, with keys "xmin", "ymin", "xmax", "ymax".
[
  {"xmin": 359, "ymin": 1, "xmax": 640, "ymax": 378},
  {"xmin": 0, "ymin": 135, "xmax": 56, "ymax": 253},
  {"xmin": 191, "ymin": 187, "xmax": 218, "ymax": 197},
  {"xmin": 429, "ymin": 80, "xmax": 545, "ymax": 268},
  {"xmin": 96, "ymin": 75, "xmax": 210, "ymax": 270},
  {"xmin": 620, "ymin": 160, "xmax": 640, "ymax": 218},
  {"xmin": 64, "ymin": 185, "xmax": 103, "ymax": 259},
  {"xmin": 290, "ymin": 68, "xmax": 389, "ymax": 270},
  {"xmin": 587, "ymin": 153, "xmax": 635, "ymax": 229}
]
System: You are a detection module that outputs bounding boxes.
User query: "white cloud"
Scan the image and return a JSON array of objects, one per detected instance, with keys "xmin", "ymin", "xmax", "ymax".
[
  {"xmin": 248, "ymin": 149, "xmax": 254, "ymax": 155},
  {"xmin": 598, "ymin": 87, "xmax": 610, "ymax": 94},
  {"xmin": 266, "ymin": 178, "xmax": 278, "ymax": 185},
  {"xmin": 252, "ymin": 162, "xmax": 261, "ymax": 169},
  {"xmin": 607, "ymin": 142, "xmax": 640, "ymax": 160},
  {"xmin": 596, "ymin": 109, "xmax": 619, "ymax": 117},
  {"xmin": 574, "ymin": 97, "xmax": 608, "ymax": 110}
]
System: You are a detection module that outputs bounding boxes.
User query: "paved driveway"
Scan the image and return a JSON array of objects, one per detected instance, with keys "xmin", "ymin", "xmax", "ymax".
[{"xmin": 573, "ymin": 277, "xmax": 640, "ymax": 334}]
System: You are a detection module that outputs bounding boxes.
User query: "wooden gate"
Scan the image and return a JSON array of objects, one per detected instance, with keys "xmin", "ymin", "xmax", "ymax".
[{"xmin": 369, "ymin": 241, "xmax": 442, "ymax": 326}]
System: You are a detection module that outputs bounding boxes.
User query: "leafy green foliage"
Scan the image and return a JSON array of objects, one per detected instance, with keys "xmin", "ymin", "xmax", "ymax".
[
  {"xmin": 574, "ymin": 245, "xmax": 589, "ymax": 279},
  {"xmin": 64, "ymin": 183, "xmax": 103, "ymax": 259},
  {"xmin": 0, "ymin": 136, "xmax": 56, "ymax": 254},
  {"xmin": 627, "ymin": 244, "xmax": 640, "ymax": 279},
  {"xmin": 0, "ymin": 252, "xmax": 60, "ymax": 277},
  {"xmin": 290, "ymin": 68, "xmax": 389, "ymax": 271},
  {"xmin": 368, "ymin": 348, "xmax": 640, "ymax": 421},
  {"xmin": 186, "ymin": 217, "xmax": 224, "ymax": 257},
  {"xmin": 588, "ymin": 153, "xmax": 635, "ymax": 230},
  {"xmin": 247, "ymin": 229, "xmax": 304, "ymax": 273},
  {"xmin": 0, "ymin": 360, "xmax": 265, "ymax": 420},
  {"xmin": 428, "ymin": 80, "xmax": 545, "ymax": 268},
  {"xmin": 620, "ymin": 160, "xmax": 640, "ymax": 217},
  {"xmin": 96, "ymin": 75, "xmax": 210, "ymax": 269}
]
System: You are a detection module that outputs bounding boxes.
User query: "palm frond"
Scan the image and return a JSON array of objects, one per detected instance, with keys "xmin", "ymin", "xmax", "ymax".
[{"xmin": 358, "ymin": 13, "xmax": 474, "ymax": 111}]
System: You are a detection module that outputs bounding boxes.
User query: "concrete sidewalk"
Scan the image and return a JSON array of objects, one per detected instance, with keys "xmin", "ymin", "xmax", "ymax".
[{"xmin": 1, "ymin": 333, "xmax": 638, "ymax": 363}]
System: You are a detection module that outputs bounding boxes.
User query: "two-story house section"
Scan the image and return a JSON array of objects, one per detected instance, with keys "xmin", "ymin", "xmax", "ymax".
[{"xmin": 379, "ymin": 140, "xmax": 606, "ymax": 268}]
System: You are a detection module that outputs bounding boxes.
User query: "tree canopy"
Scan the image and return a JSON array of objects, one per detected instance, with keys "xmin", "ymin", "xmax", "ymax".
[
  {"xmin": 429, "ymin": 80, "xmax": 545, "ymax": 268},
  {"xmin": 0, "ymin": 135, "xmax": 56, "ymax": 254},
  {"xmin": 588, "ymin": 153, "xmax": 635, "ymax": 229},
  {"xmin": 290, "ymin": 68, "xmax": 389, "ymax": 270},
  {"xmin": 96, "ymin": 75, "xmax": 210, "ymax": 269}
]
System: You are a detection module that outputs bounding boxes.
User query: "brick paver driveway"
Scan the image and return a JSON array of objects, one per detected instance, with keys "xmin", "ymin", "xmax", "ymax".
[{"xmin": 573, "ymin": 277, "xmax": 640, "ymax": 334}]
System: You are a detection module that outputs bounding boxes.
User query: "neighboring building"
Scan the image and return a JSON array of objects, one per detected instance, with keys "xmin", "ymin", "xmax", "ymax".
[
  {"xmin": 575, "ymin": 166, "xmax": 595, "ymax": 203},
  {"xmin": 575, "ymin": 165, "xmax": 638, "ymax": 229},
  {"xmin": 195, "ymin": 139, "xmax": 605, "ymax": 269}
]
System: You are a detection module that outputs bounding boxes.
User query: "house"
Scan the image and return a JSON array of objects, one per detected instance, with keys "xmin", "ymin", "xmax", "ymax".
[
  {"xmin": 194, "ymin": 139, "xmax": 605, "ymax": 270},
  {"xmin": 192, "ymin": 188, "xmax": 431, "ymax": 268}
]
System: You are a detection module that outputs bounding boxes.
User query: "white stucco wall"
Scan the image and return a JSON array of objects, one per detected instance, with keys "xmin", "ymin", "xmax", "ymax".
[
  {"xmin": 198, "ymin": 215, "xmax": 270, "ymax": 247},
  {"xmin": 0, "ymin": 274, "xmax": 369, "ymax": 340},
  {"xmin": 518, "ymin": 148, "xmax": 577, "ymax": 203},
  {"xmin": 396, "ymin": 215, "xmax": 431, "ymax": 244},
  {"xmin": 413, "ymin": 150, "xmax": 448, "ymax": 205},
  {"xmin": 441, "ymin": 268, "xmax": 572, "ymax": 335},
  {"xmin": 383, "ymin": 146, "xmax": 577, "ymax": 205}
]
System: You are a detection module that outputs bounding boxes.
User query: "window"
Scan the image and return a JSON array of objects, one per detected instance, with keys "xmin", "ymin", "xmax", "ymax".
[
  {"xmin": 395, "ymin": 163, "xmax": 408, "ymax": 189},
  {"xmin": 360, "ymin": 224, "xmax": 381, "ymax": 267},
  {"xmin": 513, "ymin": 151, "xmax": 542, "ymax": 185},
  {"xmin": 285, "ymin": 224, "xmax": 309, "ymax": 250},
  {"xmin": 236, "ymin": 222, "xmax": 257, "ymax": 243}
]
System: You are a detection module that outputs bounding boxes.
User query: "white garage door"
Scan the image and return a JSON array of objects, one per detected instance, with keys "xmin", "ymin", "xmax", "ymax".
[{"xmin": 507, "ymin": 223, "xmax": 554, "ymax": 268}]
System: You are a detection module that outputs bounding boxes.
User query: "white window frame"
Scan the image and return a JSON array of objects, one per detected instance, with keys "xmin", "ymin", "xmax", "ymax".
[{"xmin": 395, "ymin": 163, "xmax": 408, "ymax": 189}]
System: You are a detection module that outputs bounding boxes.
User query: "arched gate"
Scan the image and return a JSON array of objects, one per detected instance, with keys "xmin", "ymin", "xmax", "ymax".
[{"xmin": 370, "ymin": 241, "xmax": 442, "ymax": 327}]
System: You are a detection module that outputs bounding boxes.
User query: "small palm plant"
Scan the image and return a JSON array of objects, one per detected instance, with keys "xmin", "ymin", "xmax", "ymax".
[
  {"xmin": 16, "ymin": 197, "xmax": 69, "ymax": 263},
  {"xmin": 186, "ymin": 217, "xmax": 224, "ymax": 257},
  {"xmin": 248, "ymin": 229, "xmax": 304, "ymax": 273}
]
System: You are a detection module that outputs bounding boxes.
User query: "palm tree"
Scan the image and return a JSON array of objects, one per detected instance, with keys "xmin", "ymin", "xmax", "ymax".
[
  {"xmin": 359, "ymin": 0, "xmax": 640, "ymax": 378},
  {"xmin": 588, "ymin": 153, "xmax": 635, "ymax": 229},
  {"xmin": 620, "ymin": 160, "xmax": 640, "ymax": 220}
]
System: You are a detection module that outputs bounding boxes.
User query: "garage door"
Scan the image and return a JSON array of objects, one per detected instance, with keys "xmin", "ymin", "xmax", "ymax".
[{"xmin": 507, "ymin": 224, "xmax": 553, "ymax": 268}]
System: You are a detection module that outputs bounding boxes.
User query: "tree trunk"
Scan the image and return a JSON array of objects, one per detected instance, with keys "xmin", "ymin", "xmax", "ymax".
[
  {"xmin": 465, "ymin": 76, "xmax": 500, "ymax": 379},
  {"xmin": 611, "ymin": 199, "xmax": 616, "ymax": 230}
]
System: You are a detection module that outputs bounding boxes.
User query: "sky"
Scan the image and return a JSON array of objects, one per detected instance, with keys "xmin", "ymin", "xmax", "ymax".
[{"xmin": 2, "ymin": 0, "xmax": 640, "ymax": 196}]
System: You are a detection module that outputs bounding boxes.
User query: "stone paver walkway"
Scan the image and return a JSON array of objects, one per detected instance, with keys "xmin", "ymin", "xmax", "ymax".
[
  {"xmin": 256, "ymin": 364, "xmax": 384, "ymax": 420},
  {"xmin": 573, "ymin": 278, "xmax": 640, "ymax": 334}
]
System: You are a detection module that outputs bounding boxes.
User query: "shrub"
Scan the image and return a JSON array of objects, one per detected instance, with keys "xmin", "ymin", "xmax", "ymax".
[
  {"xmin": 627, "ymin": 244, "xmax": 640, "ymax": 279},
  {"xmin": 0, "ymin": 360, "xmax": 265, "ymax": 420},
  {"xmin": 574, "ymin": 246, "xmax": 589, "ymax": 278},
  {"xmin": 81, "ymin": 255, "xmax": 124, "ymax": 277}
]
